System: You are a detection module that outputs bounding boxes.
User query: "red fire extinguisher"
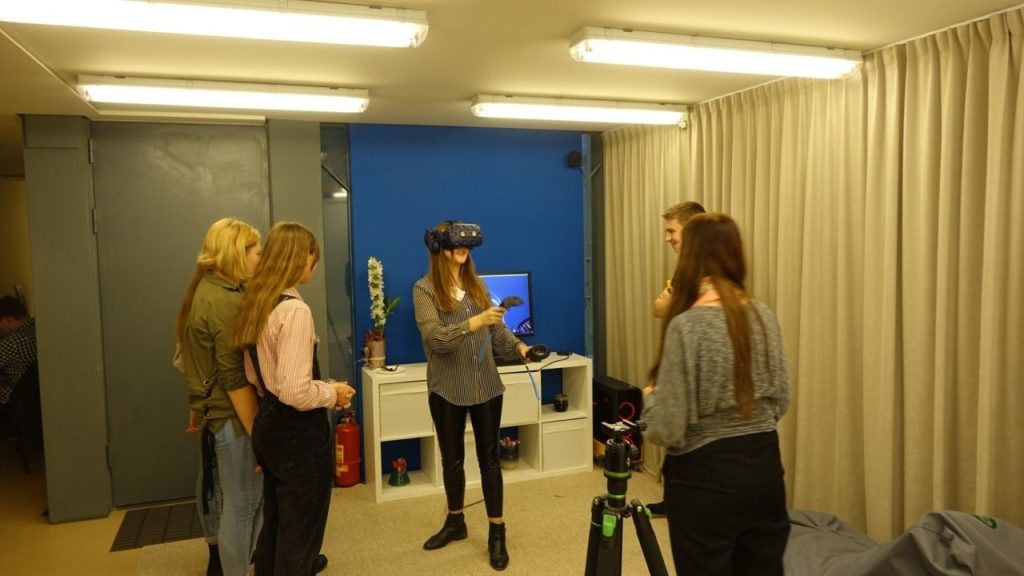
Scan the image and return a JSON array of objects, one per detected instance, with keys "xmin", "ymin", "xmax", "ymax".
[{"xmin": 335, "ymin": 410, "xmax": 361, "ymax": 487}]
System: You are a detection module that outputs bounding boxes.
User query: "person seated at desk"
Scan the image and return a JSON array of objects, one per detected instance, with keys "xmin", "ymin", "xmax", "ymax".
[{"xmin": 0, "ymin": 296, "xmax": 36, "ymax": 406}]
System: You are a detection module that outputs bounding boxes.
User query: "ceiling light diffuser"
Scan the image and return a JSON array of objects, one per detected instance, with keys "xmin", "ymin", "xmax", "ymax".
[
  {"xmin": 570, "ymin": 27, "xmax": 861, "ymax": 79},
  {"xmin": 471, "ymin": 95, "xmax": 686, "ymax": 125},
  {"xmin": 78, "ymin": 76, "xmax": 369, "ymax": 114},
  {"xmin": 0, "ymin": 0, "xmax": 429, "ymax": 48}
]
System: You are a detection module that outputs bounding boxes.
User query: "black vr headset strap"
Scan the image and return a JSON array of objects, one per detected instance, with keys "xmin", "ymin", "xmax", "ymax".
[
  {"xmin": 423, "ymin": 228, "xmax": 442, "ymax": 253},
  {"xmin": 423, "ymin": 220, "xmax": 461, "ymax": 254}
]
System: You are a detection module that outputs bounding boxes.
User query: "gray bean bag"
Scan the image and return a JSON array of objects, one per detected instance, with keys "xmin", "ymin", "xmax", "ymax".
[{"xmin": 785, "ymin": 509, "xmax": 1024, "ymax": 575}]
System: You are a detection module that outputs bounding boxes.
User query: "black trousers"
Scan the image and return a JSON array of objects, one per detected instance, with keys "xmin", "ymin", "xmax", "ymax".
[
  {"xmin": 251, "ymin": 390, "xmax": 333, "ymax": 576},
  {"xmin": 428, "ymin": 392, "xmax": 504, "ymax": 518},
  {"xmin": 663, "ymin": 430, "xmax": 790, "ymax": 576}
]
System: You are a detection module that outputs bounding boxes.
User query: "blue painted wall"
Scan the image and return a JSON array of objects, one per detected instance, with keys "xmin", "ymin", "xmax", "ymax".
[
  {"xmin": 350, "ymin": 124, "xmax": 585, "ymax": 368},
  {"xmin": 348, "ymin": 125, "xmax": 586, "ymax": 475}
]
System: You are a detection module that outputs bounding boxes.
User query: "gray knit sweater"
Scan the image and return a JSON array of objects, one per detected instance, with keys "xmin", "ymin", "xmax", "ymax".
[{"xmin": 640, "ymin": 301, "xmax": 790, "ymax": 455}]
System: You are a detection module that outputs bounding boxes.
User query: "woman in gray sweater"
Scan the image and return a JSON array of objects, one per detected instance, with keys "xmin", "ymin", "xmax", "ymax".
[{"xmin": 640, "ymin": 213, "xmax": 791, "ymax": 576}]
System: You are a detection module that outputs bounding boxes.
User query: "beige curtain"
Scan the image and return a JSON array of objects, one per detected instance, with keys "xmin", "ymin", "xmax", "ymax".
[
  {"xmin": 602, "ymin": 124, "xmax": 689, "ymax": 475},
  {"xmin": 602, "ymin": 9, "xmax": 1024, "ymax": 541}
]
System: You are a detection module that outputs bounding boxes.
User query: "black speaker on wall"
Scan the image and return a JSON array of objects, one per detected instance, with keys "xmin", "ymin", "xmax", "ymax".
[
  {"xmin": 593, "ymin": 375, "xmax": 643, "ymax": 448},
  {"xmin": 566, "ymin": 150, "xmax": 583, "ymax": 168}
]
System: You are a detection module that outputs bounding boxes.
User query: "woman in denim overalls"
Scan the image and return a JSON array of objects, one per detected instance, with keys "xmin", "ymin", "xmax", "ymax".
[{"xmin": 233, "ymin": 222, "xmax": 355, "ymax": 576}]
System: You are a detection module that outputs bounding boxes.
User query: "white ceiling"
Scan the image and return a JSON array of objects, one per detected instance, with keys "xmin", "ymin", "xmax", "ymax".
[{"xmin": 1, "ymin": 0, "xmax": 1020, "ymax": 176}]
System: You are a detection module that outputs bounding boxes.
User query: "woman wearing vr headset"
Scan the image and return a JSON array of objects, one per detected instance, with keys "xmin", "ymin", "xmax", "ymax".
[{"xmin": 413, "ymin": 220, "xmax": 530, "ymax": 571}]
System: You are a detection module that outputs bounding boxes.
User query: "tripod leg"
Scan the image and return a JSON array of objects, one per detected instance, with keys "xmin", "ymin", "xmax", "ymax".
[
  {"xmin": 595, "ymin": 508, "xmax": 623, "ymax": 576},
  {"xmin": 629, "ymin": 500, "xmax": 669, "ymax": 576},
  {"xmin": 586, "ymin": 495, "xmax": 626, "ymax": 576},
  {"xmin": 585, "ymin": 497, "xmax": 604, "ymax": 576}
]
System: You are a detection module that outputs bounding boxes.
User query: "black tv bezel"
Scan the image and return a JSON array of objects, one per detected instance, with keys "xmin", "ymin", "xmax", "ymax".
[{"xmin": 478, "ymin": 270, "xmax": 534, "ymax": 338}]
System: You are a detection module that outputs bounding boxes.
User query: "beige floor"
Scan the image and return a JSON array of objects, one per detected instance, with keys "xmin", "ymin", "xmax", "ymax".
[
  {"xmin": 0, "ymin": 444, "xmax": 141, "ymax": 575},
  {"xmin": 1, "ymin": 443, "xmax": 675, "ymax": 575}
]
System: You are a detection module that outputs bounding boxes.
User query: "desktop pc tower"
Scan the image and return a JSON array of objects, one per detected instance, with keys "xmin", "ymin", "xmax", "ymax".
[{"xmin": 592, "ymin": 375, "xmax": 643, "ymax": 455}]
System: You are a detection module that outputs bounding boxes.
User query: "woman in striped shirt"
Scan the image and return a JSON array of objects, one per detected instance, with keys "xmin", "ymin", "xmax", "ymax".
[
  {"xmin": 414, "ymin": 220, "xmax": 529, "ymax": 571},
  {"xmin": 233, "ymin": 222, "xmax": 355, "ymax": 576}
]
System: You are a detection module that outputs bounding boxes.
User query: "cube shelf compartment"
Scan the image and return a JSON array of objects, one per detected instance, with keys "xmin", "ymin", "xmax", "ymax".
[{"xmin": 363, "ymin": 354, "xmax": 592, "ymax": 503}]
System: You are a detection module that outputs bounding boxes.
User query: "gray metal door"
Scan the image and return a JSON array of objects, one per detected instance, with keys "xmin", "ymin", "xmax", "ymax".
[{"xmin": 92, "ymin": 122, "xmax": 270, "ymax": 506}]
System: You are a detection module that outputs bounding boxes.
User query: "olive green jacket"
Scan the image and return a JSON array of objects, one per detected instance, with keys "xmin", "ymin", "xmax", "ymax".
[{"xmin": 182, "ymin": 272, "xmax": 248, "ymax": 433}]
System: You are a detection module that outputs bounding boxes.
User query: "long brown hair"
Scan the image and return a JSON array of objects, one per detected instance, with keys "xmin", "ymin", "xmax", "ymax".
[
  {"xmin": 649, "ymin": 213, "xmax": 757, "ymax": 417},
  {"xmin": 231, "ymin": 222, "xmax": 320, "ymax": 349},
  {"xmin": 175, "ymin": 218, "xmax": 260, "ymax": 343},
  {"xmin": 426, "ymin": 221, "xmax": 490, "ymax": 312}
]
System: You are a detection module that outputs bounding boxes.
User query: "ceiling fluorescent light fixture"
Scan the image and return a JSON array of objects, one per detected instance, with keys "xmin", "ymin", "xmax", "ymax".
[
  {"xmin": 0, "ymin": 0, "xmax": 428, "ymax": 48},
  {"xmin": 570, "ymin": 27, "xmax": 861, "ymax": 79},
  {"xmin": 78, "ymin": 76, "xmax": 369, "ymax": 114},
  {"xmin": 471, "ymin": 95, "xmax": 686, "ymax": 125}
]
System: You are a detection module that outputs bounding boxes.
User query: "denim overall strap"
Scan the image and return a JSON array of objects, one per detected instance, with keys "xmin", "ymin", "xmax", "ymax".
[{"xmin": 247, "ymin": 294, "xmax": 323, "ymax": 416}]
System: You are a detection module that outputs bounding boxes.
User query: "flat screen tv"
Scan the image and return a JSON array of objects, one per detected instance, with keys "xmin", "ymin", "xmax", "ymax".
[{"xmin": 478, "ymin": 271, "xmax": 533, "ymax": 337}]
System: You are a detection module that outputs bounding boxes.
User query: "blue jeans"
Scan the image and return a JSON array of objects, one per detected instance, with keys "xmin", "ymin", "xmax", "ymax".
[{"xmin": 196, "ymin": 421, "xmax": 264, "ymax": 576}]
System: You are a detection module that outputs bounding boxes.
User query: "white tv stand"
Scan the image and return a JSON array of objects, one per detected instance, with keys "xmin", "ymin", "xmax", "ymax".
[{"xmin": 362, "ymin": 354, "xmax": 592, "ymax": 503}]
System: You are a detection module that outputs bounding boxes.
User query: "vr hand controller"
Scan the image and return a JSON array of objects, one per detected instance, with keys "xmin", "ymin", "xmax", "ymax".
[
  {"xmin": 500, "ymin": 295, "xmax": 523, "ymax": 309},
  {"xmin": 496, "ymin": 295, "xmax": 547, "ymax": 362}
]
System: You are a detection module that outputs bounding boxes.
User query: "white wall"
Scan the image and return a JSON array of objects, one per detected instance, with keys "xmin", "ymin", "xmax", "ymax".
[{"xmin": 0, "ymin": 177, "xmax": 32, "ymax": 312}]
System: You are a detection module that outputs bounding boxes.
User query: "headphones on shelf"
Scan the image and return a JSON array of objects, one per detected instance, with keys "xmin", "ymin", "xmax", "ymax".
[{"xmin": 527, "ymin": 344, "xmax": 550, "ymax": 362}]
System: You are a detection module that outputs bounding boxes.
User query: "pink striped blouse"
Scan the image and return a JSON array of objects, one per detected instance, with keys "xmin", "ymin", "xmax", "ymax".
[{"xmin": 243, "ymin": 288, "xmax": 335, "ymax": 411}]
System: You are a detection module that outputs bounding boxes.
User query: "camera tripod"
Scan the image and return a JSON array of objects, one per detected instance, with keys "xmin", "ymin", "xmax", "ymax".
[{"xmin": 584, "ymin": 421, "xmax": 668, "ymax": 576}]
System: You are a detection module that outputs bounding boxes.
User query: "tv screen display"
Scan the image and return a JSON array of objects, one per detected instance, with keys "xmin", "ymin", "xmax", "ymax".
[{"xmin": 479, "ymin": 272, "xmax": 533, "ymax": 337}]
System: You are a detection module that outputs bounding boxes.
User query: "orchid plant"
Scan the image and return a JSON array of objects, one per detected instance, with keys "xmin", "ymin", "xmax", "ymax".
[{"xmin": 366, "ymin": 256, "xmax": 400, "ymax": 343}]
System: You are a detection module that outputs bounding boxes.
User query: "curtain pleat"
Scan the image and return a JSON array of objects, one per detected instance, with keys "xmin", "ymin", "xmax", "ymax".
[
  {"xmin": 602, "ymin": 124, "xmax": 688, "ymax": 475},
  {"xmin": 601, "ymin": 8, "xmax": 1024, "ymax": 540}
]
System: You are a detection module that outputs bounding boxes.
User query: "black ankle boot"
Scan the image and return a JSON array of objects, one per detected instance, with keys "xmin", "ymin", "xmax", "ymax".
[
  {"xmin": 206, "ymin": 544, "xmax": 223, "ymax": 576},
  {"xmin": 488, "ymin": 522, "xmax": 509, "ymax": 571},
  {"xmin": 423, "ymin": 513, "xmax": 467, "ymax": 550}
]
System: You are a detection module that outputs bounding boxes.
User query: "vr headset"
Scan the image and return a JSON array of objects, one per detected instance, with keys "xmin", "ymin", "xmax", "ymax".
[{"xmin": 424, "ymin": 221, "xmax": 483, "ymax": 254}]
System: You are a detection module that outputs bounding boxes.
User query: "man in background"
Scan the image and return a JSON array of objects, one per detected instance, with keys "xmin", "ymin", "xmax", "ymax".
[
  {"xmin": 648, "ymin": 201, "xmax": 706, "ymax": 515},
  {"xmin": 0, "ymin": 295, "xmax": 37, "ymax": 405},
  {"xmin": 652, "ymin": 202, "xmax": 706, "ymax": 318}
]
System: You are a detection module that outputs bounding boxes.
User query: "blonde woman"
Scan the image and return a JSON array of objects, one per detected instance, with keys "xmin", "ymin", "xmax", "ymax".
[
  {"xmin": 176, "ymin": 217, "xmax": 263, "ymax": 576},
  {"xmin": 233, "ymin": 222, "xmax": 355, "ymax": 576}
]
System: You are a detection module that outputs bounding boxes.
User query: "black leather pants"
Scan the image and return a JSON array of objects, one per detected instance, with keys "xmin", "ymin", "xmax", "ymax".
[{"xmin": 428, "ymin": 392, "xmax": 504, "ymax": 518}]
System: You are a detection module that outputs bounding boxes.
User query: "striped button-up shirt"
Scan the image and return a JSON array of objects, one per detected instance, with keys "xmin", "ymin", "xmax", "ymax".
[
  {"xmin": 244, "ymin": 288, "xmax": 335, "ymax": 411},
  {"xmin": 413, "ymin": 276, "xmax": 522, "ymax": 406}
]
